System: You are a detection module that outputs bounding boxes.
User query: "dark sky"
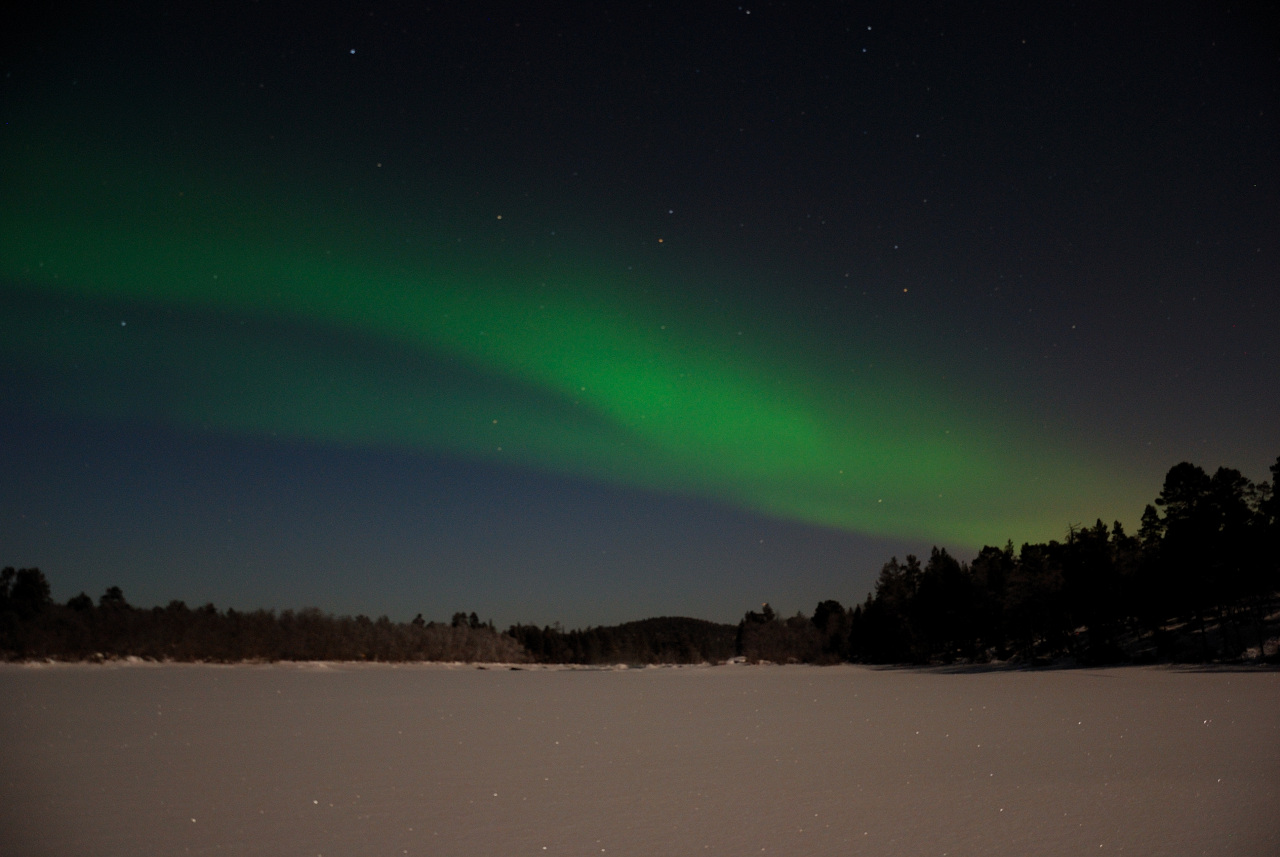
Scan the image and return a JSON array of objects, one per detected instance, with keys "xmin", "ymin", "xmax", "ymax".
[{"xmin": 2, "ymin": 2, "xmax": 1276, "ymax": 627}]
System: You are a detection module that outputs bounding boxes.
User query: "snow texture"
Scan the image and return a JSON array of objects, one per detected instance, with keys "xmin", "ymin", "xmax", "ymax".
[{"xmin": 1, "ymin": 663, "xmax": 1276, "ymax": 855}]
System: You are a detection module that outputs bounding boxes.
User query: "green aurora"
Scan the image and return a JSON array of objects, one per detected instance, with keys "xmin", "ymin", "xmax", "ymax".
[{"xmin": 1, "ymin": 144, "xmax": 1142, "ymax": 546}]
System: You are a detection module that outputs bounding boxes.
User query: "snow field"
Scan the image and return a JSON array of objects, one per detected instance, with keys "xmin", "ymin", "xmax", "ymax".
[{"xmin": 1, "ymin": 662, "xmax": 1276, "ymax": 856}]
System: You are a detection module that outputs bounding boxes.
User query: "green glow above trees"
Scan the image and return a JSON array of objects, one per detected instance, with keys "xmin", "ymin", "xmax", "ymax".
[{"xmin": 1, "ymin": 144, "xmax": 1142, "ymax": 546}]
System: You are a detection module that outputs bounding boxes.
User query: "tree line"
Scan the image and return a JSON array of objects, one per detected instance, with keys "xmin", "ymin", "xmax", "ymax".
[
  {"xmin": 2, "ymin": 456, "xmax": 1277, "ymax": 665},
  {"xmin": 497, "ymin": 457, "xmax": 1277, "ymax": 667},
  {"xmin": 840, "ymin": 457, "xmax": 1280, "ymax": 665},
  {"xmin": 0, "ymin": 576, "xmax": 525, "ymax": 663}
]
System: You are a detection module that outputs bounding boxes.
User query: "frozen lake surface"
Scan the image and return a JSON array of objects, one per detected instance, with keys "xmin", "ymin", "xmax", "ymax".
[{"xmin": 2, "ymin": 662, "xmax": 1277, "ymax": 856}]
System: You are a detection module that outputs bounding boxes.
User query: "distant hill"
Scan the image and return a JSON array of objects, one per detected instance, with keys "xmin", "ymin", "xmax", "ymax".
[{"xmin": 506, "ymin": 616, "xmax": 738, "ymax": 665}]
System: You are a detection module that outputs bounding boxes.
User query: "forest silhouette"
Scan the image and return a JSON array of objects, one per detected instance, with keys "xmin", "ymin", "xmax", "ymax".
[{"xmin": 3, "ymin": 456, "xmax": 1277, "ymax": 666}]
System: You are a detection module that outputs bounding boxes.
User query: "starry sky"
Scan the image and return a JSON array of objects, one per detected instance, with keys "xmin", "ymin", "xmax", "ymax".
[{"xmin": 2, "ymin": 2, "xmax": 1276, "ymax": 628}]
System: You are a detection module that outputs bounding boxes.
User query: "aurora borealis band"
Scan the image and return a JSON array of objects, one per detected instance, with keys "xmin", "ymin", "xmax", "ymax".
[
  {"xmin": 3, "ymin": 144, "xmax": 1126, "ymax": 547},
  {"xmin": 2, "ymin": 2, "xmax": 1275, "ymax": 624}
]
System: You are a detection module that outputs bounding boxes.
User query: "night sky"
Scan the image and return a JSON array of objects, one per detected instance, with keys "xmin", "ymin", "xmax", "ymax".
[{"xmin": 2, "ymin": 2, "xmax": 1276, "ymax": 628}]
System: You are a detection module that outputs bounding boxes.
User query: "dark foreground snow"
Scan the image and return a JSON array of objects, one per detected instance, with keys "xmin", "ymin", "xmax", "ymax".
[{"xmin": 1, "ymin": 662, "xmax": 1276, "ymax": 856}]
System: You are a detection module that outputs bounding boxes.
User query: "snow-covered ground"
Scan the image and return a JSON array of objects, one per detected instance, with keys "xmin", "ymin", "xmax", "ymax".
[{"xmin": 1, "ymin": 662, "xmax": 1276, "ymax": 856}]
